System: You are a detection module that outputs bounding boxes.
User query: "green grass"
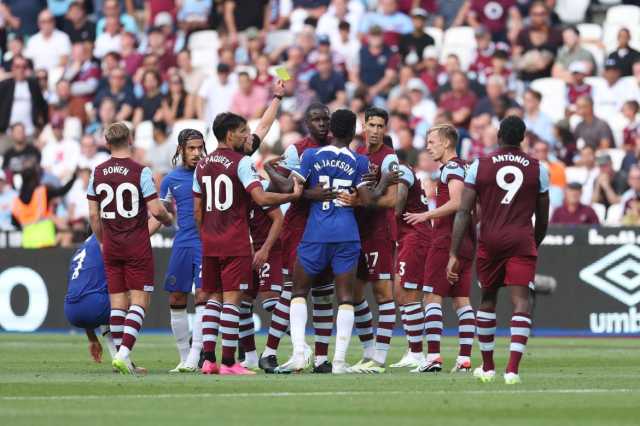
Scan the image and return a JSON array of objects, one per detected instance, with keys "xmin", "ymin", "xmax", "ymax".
[{"xmin": 0, "ymin": 334, "xmax": 638, "ymax": 426}]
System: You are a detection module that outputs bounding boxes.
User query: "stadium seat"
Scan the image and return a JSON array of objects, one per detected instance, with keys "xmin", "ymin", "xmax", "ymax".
[
  {"xmin": 582, "ymin": 43, "xmax": 605, "ymax": 74},
  {"xmin": 605, "ymin": 202, "xmax": 624, "ymax": 225},
  {"xmin": 530, "ymin": 78, "xmax": 567, "ymax": 122},
  {"xmin": 555, "ymin": 0, "xmax": 590, "ymax": 23},
  {"xmin": 577, "ymin": 23, "xmax": 603, "ymax": 42},
  {"xmin": 188, "ymin": 30, "xmax": 219, "ymax": 51},
  {"xmin": 265, "ymin": 30, "xmax": 295, "ymax": 54},
  {"xmin": 605, "ymin": 5, "xmax": 640, "ymax": 27},
  {"xmin": 440, "ymin": 26, "xmax": 476, "ymax": 70},
  {"xmin": 424, "ymin": 27, "xmax": 443, "ymax": 52},
  {"xmin": 63, "ymin": 117, "xmax": 82, "ymax": 142},
  {"xmin": 599, "ymin": 0, "xmax": 621, "ymax": 5},
  {"xmin": 605, "ymin": 114, "xmax": 628, "ymax": 148},
  {"xmin": 248, "ymin": 118, "xmax": 280, "ymax": 148},
  {"xmin": 565, "ymin": 166, "xmax": 588, "ymax": 184},
  {"xmin": 134, "ymin": 120, "xmax": 154, "ymax": 151},
  {"xmin": 190, "ymin": 48, "xmax": 218, "ymax": 71},
  {"xmin": 592, "ymin": 202, "xmax": 607, "ymax": 223}
]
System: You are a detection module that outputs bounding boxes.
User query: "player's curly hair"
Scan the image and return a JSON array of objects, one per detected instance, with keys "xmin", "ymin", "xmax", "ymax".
[
  {"xmin": 498, "ymin": 115, "xmax": 526, "ymax": 147},
  {"xmin": 330, "ymin": 109, "xmax": 356, "ymax": 140},
  {"xmin": 172, "ymin": 128, "xmax": 205, "ymax": 167}
]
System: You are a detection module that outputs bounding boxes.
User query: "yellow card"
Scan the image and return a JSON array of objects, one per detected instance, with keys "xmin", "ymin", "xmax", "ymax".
[{"xmin": 275, "ymin": 66, "xmax": 291, "ymax": 81}]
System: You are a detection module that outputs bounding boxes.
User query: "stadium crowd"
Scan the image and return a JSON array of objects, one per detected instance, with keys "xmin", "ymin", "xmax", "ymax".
[{"xmin": 1, "ymin": 0, "xmax": 640, "ymax": 247}]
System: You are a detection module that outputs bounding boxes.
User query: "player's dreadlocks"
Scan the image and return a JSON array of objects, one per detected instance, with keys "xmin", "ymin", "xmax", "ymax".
[{"xmin": 172, "ymin": 128, "xmax": 206, "ymax": 167}]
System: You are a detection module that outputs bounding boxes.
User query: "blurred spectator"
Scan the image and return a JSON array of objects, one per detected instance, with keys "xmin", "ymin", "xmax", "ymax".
[
  {"xmin": 63, "ymin": 41, "xmax": 101, "ymax": 122},
  {"xmin": 94, "ymin": 14, "xmax": 122, "ymax": 59},
  {"xmin": 61, "ymin": 1, "xmax": 96, "ymax": 43},
  {"xmin": 0, "ymin": 169, "xmax": 17, "ymax": 230},
  {"xmin": 607, "ymin": 28, "xmax": 640, "ymax": 77},
  {"xmin": 438, "ymin": 71, "xmax": 477, "ymax": 129},
  {"xmin": 622, "ymin": 100, "xmax": 640, "ymax": 149},
  {"xmin": 197, "ymin": 63, "xmax": 237, "ymax": 123},
  {"xmin": 161, "ymin": 74, "xmax": 194, "ymax": 125},
  {"xmin": 35, "ymin": 68, "xmax": 56, "ymax": 104},
  {"xmin": 552, "ymin": 26, "xmax": 596, "ymax": 82},
  {"xmin": 566, "ymin": 61, "xmax": 591, "ymax": 107},
  {"xmin": 24, "ymin": 9, "xmax": 72, "ymax": 72},
  {"xmin": 574, "ymin": 96, "xmax": 614, "ymax": 150},
  {"xmin": 121, "ymin": 31, "xmax": 144, "ymax": 76},
  {"xmin": 229, "ymin": 70, "xmax": 268, "ymax": 120},
  {"xmin": 146, "ymin": 26, "xmax": 176, "ymax": 77},
  {"xmin": 472, "ymin": 74, "xmax": 515, "ymax": 121},
  {"xmin": 2, "ymin": 33, "xmax": 26, "ymax": 74},
  {"xmin": 3, "ymin": 0, "xmax": 44, "ymax": 37},
  {"xmin": 354, "ymin": 25, "xmax": 399, "ymax": 101},
  {"xmin": 592, "ymin": 153, "xmax": 626, "ymax": 209},
  {"xmin": 467, "ymin": 0, "xmax": 520, "ymax": 43},
  {"xmin": 133, "ymin": 69, "xmax": 164, "ymax": 126},
  {"xmin": 2, "ymin": 123, "xmax": 42, "ymax": 175},
  {"xmin": 523, "ymin": 88, "xmax": 554, "ymax": 145},
  {"xmin": 621, "ymin": 196, "xmax": 640, "ymax": 226},
  {"xmin": 358, "ymin": 0, "xmax": 413, "ymax": 47},
  {"xmin": 513, "ymin": 1, "xmax": 561, "ymax": 82},
  {"xmin": 93, "ymin": 68, "xmax": 135, "ymax": 121},
  {"xmin": 144, "ymin": 0, "xmax": 176, "ymax": 28},
  {"xmin": 435, "ymin": 0, "xmax": 467, "ymax": 29},
  {"xmin": 96, "ymin": 0, "xmax": 137, "ymax": 36},
  {"xmin": 65, "ymin": 165, "xmax": 91, "ymax": 239},
  {"xmin": 77, "ymin": 134, "xmax": 109, "ymax": 170},
  {"xmin": 309, "ymin": 52, "xmax": 346, "ymax": 107},
  {"xmin": 550, "ymin": 182, "xmax": 599, "ymax": 225},
  {"xmin": 40, "ymin": 112, "xmax": 80, "ymax": 182},
  {"xmin": 0, "ymin": 55, "xmax": 49, "ymax": 142},
  {"xmin": 396, "ymin": 127, "xmax": 418, "ymax": 166},
  {"xmin": 573, "ymin": 145, "xmax": 599, "ymax": 205},
  {"xmin": 316, "ymin": 0, "xmax": 364, "ymax": 44},
  {"xmin": 224, "ymin": 0, "xmax": 271, "ymax": 45},
  {"xmin": 145, "ymin": 120, "xmax": 174, "ymax": 180},
  {"xmin": 86, "ymin": 96, "xmax": 117, "ymax": 143},
  {"xmin": 532, "ymin": 139, "xmax": 565, "ymax": 206},
  {"xmin": 620, "ymin": 165, "xmax": 640, "ymax": 206},
  {"xmin": 177, "ymin": 0, "xmax": 213, "ymax": 32},
  {"xmin": 592, "ymin": 58, "xmax": 635, "ymax": 123},
  {"xmin": 398, "ymin": 8, "xmax": 434, "ymax": 64},
  {"xmin": 176, "ymin": 49, "xmax": 207, "ymax": 96},
  {"xmin": 331, "ymin": 20, "xmax": 361, "ymax": 73}
]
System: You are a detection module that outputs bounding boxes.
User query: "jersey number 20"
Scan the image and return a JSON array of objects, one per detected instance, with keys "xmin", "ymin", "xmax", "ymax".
[
  {"xmin": 96, "ymin": 183, "xmax": 140, "ymax": 219},
  {"xmin": 496, "ymin": 166, "xmax": 524, "ymax": 205}
]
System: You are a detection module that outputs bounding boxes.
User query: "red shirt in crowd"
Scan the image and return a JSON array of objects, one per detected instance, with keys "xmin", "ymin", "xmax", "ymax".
[{"xmin": 551, "ymin": 204, "xmax": 600, "ymax": 225}]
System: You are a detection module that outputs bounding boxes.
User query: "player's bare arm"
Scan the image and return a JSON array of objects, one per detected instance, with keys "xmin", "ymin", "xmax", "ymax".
[
  {"xmin": 88, "ymin": 199, "xmax": 103, "ymax": 243},
  {"xmin": 534, "ymin": 191, "xmax": 550, "ymax": 247},
  {"xmin": 447, "ymin": 186, "xmax": 477, "ymax": 283},
  {"xmin": 253, "ymin": 80, "xmax": 285, "ymax": 142},
  {"xmin": 264, "ymin": 156, "xmax": 337, "ymax": 201},
  {"xmin": 193, "ymin": 196, "xmax": 203, "ymax": 230},
  {"xmin": 85, "ymin": 328, "xmax": 103, "ymax": 363},
  {"xmin": 395, "ymin": 180, "xmax": 409, "ymax": 218},
  {"xmin": 147, "ymin": 198, "xmax": 174, "ymax": 227},
  {"xmin": 249, "ymin": 177, "xmax": 302, "ymax": 206},
  {"xmin": 356, "ymin": 171, "xmax": 397, "ymax": 207},
  {"xmin": 253, "ymin": 207, "xmax": 283, "ymax": 271},
  {"xmin": 404, "ymin": 179, "xmax": 464, "ymax": 225}
]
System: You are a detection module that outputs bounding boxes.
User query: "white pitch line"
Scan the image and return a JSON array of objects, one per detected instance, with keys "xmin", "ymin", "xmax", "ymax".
[{"xmin": 0, "ymin": 388, "xmax": 637, "ymax": 402}]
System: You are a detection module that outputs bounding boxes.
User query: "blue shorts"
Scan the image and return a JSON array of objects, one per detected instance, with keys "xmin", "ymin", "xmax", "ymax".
[
  {"xmin": 64, "ymin": 292, "xmax": 110, "ymax": 329},
  {"xmin": 164, "ymin": 246, "xmax": 202, "ymax": 293},
  {"xmin": 297, "ymin": 241, "xmax": 361, "ymax": 276}
]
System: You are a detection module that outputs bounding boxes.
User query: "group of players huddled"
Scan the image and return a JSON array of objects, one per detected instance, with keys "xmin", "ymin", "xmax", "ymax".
[{"xmin": 63, "ymin": 79, "xmax": 550, "ymax": 384}]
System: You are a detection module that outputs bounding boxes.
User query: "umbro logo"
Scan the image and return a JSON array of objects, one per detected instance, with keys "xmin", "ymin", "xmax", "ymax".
[{"xmin": 579, "ymin": 244, "xmax": 640, "ymax": 307}]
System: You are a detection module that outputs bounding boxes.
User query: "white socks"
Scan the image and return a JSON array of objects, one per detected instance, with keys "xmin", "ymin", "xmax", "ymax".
[
  {"xmin": 290, "ymin": 297, "xmax": 308, "ymax": 356},
  {"xmin": 100, "ymin": 325, "xmax": 118, "ymax": 359},
  {"xmin": 333, "ymin": 304, "xmax": 354, "ymax": 363},
  {"xmin": 170, "ymin": 307, "xmax": 191, "ymax": 363},
  {"xmin": 185, "ymin": 304, "xmax": 205, "ymax": 367}
]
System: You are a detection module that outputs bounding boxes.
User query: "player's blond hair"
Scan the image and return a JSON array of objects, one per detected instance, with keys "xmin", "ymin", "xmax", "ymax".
[
  {"xmin": 427, "ymin": 124, "xmax": 458, "ymax": 149},
  {"xmin": 104, "ymin": 122, "xmax": 130, "ymax": 148}
]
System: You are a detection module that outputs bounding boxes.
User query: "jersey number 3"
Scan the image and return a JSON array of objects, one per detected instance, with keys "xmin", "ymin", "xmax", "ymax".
[{"xmin": 496, "ymin": 166, "xmax": 524, "ymax": 205}]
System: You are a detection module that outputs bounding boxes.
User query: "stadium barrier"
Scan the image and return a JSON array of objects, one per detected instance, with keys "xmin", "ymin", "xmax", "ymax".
[{"xmin": 1, "ymin": 226, "xmax": 639, "ymax": 336}]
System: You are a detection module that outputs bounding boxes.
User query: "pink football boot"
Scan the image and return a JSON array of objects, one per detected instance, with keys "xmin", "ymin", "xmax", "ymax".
[
  {"xmin": 219, "ymin": 363, "xmax": 257, "ymax": 375},
  {"xmin": 201, "ymin": 360, "xmax": 219, "ymax": 374}
]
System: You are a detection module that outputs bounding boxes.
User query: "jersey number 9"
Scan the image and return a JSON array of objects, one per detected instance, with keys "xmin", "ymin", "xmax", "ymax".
[{"xmin": 496, "ymin": 166, "xmax": 524, "ymax": 205}]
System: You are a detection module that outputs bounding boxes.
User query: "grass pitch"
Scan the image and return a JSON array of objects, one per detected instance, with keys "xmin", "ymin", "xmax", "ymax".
[{"xmin": 0, "ymin": 333, "xmax": 638, "ymax": 426}]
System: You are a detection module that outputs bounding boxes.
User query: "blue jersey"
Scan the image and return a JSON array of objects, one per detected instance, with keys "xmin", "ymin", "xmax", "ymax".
[
  {"xmin": 292, "ymin": 145, "xmax": 369, "ymax": 243},
  {"xmin": 65, "ymin": 235, "xmax": 107, "ymax": 303},
  {"xmin": 160, "ymin": 167, "xmax": 201, "ymax": 248}
]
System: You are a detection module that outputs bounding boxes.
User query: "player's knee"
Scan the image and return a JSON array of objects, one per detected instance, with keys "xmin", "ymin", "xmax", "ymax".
[
  {"xmin": 169, "ymin": 292, "xmax": 188, "ymax": 307},
  {"xmin": 373, "ymin": 281, "xmax": 393, "ymax": 301}
]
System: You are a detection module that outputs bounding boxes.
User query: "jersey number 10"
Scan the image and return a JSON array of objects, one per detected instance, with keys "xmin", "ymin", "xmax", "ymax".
[{"xmin": 202, "ymin": 175, "xmax": 233, "ymax": 212}]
